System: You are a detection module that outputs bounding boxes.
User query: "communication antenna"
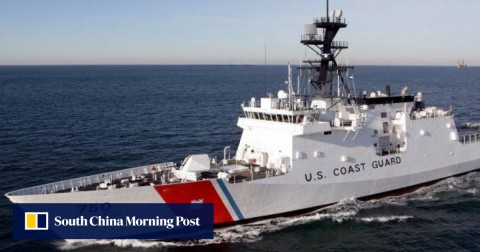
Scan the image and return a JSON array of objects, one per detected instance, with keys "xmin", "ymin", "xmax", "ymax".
[
  {"xmin": 264, "ymin": 42, "xmax": 267, "ymax": 94},
  {"xmin": 264, "ymin": 42, "xmax": 267, "ymax": 67}
]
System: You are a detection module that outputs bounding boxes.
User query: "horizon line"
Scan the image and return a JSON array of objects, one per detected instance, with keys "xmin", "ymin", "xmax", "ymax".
[{"xmin": 0, "ymin": 63, "xmax": 476, "ymax": 67}]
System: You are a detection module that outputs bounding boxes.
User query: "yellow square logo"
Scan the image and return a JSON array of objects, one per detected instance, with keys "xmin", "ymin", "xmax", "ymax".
[{"xmin": 25, "ymin": 212, "xmax": 48, "ymax": 230}]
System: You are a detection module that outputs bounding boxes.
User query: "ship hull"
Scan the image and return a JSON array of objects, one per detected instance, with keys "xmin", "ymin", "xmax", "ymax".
[{"xmin": 8, "ymin": 158, "xmax": 480, "ymax": 225}]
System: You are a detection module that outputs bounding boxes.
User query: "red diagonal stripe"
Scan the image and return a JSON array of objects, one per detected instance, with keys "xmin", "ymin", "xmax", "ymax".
[{"xmin": 154, "ymin": 181, "xmax": 233, "ymax": 224}]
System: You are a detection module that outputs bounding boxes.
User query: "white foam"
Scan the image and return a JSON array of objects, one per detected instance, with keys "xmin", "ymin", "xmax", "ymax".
[
  {"xmin": 356, "ymin": 215, "xmax": 413, "ymax": 223},
  {"xmin": 58, "ymin": 239, "xmax": 173, "ymax": 250},
  {"xmin": 55, "ymin": 171, "xmax": 480, "ymax": 250}
]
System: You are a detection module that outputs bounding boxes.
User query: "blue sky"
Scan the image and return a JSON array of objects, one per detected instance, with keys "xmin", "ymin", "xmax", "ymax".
[{"xmin": 1, "ymin": 0, "xmax": 479, "ymax": 65}]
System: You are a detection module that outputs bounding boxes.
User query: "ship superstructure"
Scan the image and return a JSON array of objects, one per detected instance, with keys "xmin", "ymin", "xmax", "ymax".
[
  {"xmin": 6, "ymin": 1, "xmax": 480, "ymax": 226},
  {"xmin": 457, "ymin": 59, "xmax": 467, "ymax": 69}
]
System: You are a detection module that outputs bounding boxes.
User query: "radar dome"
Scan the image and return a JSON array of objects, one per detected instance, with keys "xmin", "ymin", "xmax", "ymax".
[{"xmin": 277, "ymin": 90, "xmax": 288, "ymax": 99}]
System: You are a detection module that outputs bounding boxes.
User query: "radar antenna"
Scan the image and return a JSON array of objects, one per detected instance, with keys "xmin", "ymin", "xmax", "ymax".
[{"xmin": 300, "ymin": 0, "xmax": 353, "ymax": 98}]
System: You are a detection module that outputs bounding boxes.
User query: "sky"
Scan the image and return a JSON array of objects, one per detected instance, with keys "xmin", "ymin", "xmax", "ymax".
[{"xmin": 0, "ymin": 0, "xmax": 479, "ymax": 66}]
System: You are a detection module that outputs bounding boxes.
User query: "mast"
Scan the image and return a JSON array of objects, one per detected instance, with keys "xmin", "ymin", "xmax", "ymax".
[
  {"xmin": 326, "ymin": 0, "xmax": 329, "ymax": 23},
  {"xmin": 300, "ymin": 0, "xmax": 353, "ymax": 97}
]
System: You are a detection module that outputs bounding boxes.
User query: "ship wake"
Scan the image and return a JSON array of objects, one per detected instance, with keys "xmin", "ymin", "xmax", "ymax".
[{"xmin": 57, "ymin": 171, "xmax": 479, "ymax": 250}]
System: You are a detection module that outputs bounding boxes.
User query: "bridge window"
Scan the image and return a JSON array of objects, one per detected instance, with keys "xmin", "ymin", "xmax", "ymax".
[{"xmin": 383, "ymin": 122, "xmax": 389, "ymax": 133}]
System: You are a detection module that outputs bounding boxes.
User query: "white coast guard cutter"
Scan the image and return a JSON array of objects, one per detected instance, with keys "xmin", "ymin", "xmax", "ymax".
[{"xmin": 6, "ymin": 2, "xmax": 480, "ymax": 225}]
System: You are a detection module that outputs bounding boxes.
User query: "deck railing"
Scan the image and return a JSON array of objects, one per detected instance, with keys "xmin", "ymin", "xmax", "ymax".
[
  {"xmin": 6, "ymin": 162, "xmax": 176, "ymax": 196},
  {"xmin": 301, "ymin": 34, "xmax": 324, "ymax": 42},
  {"xmin": 459, "ymin": 133, "xmax": 480, "ymax": 144},
  {"xmin": 313, "ymin": 17, "xmax": 346, "ymax": 24}
]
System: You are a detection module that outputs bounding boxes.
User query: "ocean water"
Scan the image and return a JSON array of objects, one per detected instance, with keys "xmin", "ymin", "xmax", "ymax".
[{"xmin": 0, "ymin": 65, "xmax": 479, "ymax": 251}]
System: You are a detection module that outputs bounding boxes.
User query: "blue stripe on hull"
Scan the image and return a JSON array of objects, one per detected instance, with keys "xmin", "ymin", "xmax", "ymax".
[{"xmin": 216, "ymin": 179, "xmax": 245, "ymax": 220}]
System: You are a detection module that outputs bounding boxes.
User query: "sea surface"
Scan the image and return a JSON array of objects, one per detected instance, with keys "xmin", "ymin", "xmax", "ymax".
[{"xmin": 0, "ymin": 65, "xmax": 479, "ymax": 251}]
